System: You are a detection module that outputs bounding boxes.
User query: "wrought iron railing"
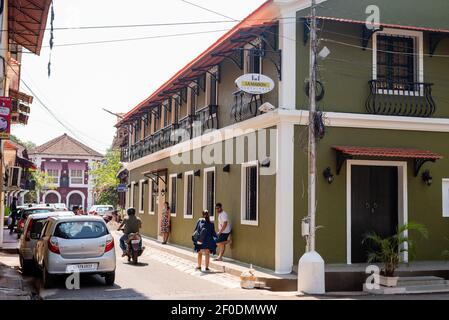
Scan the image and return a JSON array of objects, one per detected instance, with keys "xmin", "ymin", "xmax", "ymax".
[
  {"xmin": 193, "ymin": 105, "xmax": 219, "ymax": 137},
  {"xmin": 366, "ymin": 80, "xmax": 435, "ymax": 117},
  {"xmin": 121, "ymin": 146, "xmax": 130, "ymax": 162},
  {"xmin": 231, "ymin": 90, "xmax": 264, "ymax": 122},
  {"xmin": 177, "ymin": 115, "xmax": 194, "ymax": 141},
  {"xmin": 122, "ymin": 106, "xmax": 218, "ymax": 162}
]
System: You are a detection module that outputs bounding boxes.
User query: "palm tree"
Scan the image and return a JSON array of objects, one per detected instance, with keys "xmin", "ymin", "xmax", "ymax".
[{"xmin": 363, "ymin": 222, "xmax": 428, "ymax": 277}]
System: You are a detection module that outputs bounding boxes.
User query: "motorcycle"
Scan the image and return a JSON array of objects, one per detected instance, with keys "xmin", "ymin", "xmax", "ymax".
[{"xmin": 124, "ymin": 232, "xmax": 145, "ymax": 264}]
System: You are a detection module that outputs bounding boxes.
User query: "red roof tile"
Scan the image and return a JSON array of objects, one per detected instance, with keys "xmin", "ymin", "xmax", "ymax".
[
  {"xmin": 29, "ymin": 134, "xmax": 103, "ymax": 158},
  {"xmin": 333, "ymin": 146, "xmax": 443, "ymax": 160},
  {"xmin": 116, "ymin": 0, "xmax": 277, "ymax": 127}
]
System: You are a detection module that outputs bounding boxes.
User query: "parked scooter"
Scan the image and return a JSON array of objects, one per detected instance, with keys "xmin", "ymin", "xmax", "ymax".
[{"xmin": 124, "ymin": 233, "xmax": 145, "ymax": 264}]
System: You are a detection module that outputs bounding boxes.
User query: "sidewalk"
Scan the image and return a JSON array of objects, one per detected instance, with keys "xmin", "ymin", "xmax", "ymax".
[
  {"xmin": 0, "ymin": 253, "xmax": 37, "ymax": 300},
  {"xmin": 0, "ymin": 227, "xmax": 19, "ymax": 253},
  {"xmin": 124, "ymin": 232, "xmax": 297, "ymax": 291}
]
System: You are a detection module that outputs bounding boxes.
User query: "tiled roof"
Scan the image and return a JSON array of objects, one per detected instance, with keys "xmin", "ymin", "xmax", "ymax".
[
  {"xmin": 116, "ymin": 0, "xmax": 276, "ymax": 127},
  {"xmin": 333, "ymin": 146, "xmax": 443, "ymax": 160},
  {"xmin": 29, "ymin": 134, "xmax": 103, "ymax": 158}
]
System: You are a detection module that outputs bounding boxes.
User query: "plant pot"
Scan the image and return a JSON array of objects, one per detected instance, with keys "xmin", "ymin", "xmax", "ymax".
[{"xmin": 379, "ymin": 275, "xmax": 399, "ymax": 287}]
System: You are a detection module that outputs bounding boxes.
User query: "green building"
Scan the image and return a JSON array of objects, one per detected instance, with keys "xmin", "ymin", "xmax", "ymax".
[{"xmin": 117, "ymin": 0, "xmax": 449, "ymax": 279}]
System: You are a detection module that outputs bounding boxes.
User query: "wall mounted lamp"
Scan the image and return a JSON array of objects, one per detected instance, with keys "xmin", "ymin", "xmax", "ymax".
[
  {"xmin": 323, "ymin": 167, "xmax": 334, "ymax": 184},
  {"xmin": 422, "ymin": 170, "xmax": 433, "ymax": 186}
]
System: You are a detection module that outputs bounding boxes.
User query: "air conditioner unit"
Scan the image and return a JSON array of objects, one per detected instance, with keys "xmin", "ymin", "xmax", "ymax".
[{"xmin": 8, "ymin": 166, "xmax": 22, "ymax": 188}]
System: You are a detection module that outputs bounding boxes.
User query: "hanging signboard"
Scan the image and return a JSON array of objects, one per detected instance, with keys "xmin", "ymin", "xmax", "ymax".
[
  {"xmin": 235, "ymin": 73, "xmax": 275, "ymax": 95},
  {"xmin": 117, "ymin": 183, "xmax": 128, "ymax": 193},
  {"xmin": 0, "ymin": 97, "xmax": 12, "ymax": 140}
]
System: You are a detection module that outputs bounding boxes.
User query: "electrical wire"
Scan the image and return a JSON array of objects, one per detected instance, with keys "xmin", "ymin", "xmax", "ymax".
[{"xmin": 5, "ymin": 58, "xmax": 111, "ymax": 149}]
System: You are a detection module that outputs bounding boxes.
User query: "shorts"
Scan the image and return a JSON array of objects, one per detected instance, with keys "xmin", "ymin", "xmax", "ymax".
[{"xmin": 216, "ymin": 232, "xmax": 230, "ymax": 244}]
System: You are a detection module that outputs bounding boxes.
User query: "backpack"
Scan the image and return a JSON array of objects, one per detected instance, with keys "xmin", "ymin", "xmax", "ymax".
[{"xmin": 192, "ymin": 219, "xmax": 206, "ymax": 243}]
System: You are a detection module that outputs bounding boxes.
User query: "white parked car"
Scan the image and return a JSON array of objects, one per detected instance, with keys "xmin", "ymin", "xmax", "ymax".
[
  {"xmin": 88, "ymin": 205, "xmax": 115, "ymax": 216},
  {"xmin": 34, "ymin": 216, "xmax": 116, "ymax": 288},
  {"xmin": 19, "ymin": 211, "xmax": 75, "ymax": 275}
]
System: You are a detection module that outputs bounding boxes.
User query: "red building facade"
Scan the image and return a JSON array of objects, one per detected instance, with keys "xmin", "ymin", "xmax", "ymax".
[{"xmin": 29, "ymin": 134, "xmax": 103, "ymax": 210}]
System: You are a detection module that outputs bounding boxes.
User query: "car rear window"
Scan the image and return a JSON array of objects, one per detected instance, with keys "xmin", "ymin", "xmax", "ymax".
[
  {"xmin": 21, "ymin": 209, "xmax": 51, "ymax": 219},
  {"xmin": 54, "ymin": 221, "xmax": 108, "ymax": 239},
  {"xmin": 30, "ymin": 219, "xmax": 47, "ymax": 239}
]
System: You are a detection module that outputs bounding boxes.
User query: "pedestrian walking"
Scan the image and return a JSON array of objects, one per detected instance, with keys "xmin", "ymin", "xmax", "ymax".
[
  {"xmin": 214, "ymin": 203, "xmax": 232, "ymax": 261},
  {"xmin": 192, "ymin": 210, "xmax": 217, "ymax": 272},
  {"xmin": 8, "ymin": 197, "xmax": 18, "ymax": 234},
  {"xmin": 160, "ymin": 202, "xmax": 171, "ymax": 244}
]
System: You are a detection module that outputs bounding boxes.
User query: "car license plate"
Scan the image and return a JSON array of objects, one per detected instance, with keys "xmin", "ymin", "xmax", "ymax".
[{"xmin": 66, "ymin": 263, "xmax": 98, "ymax": 273}]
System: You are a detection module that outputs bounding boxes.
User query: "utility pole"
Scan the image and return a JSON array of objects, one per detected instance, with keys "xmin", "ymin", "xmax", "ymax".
[
  {"xmin": 307, "ymin": 0, "xmax": 318, "ymax": 253},
  {"xmin": 297, "ymin": 0, "xmax": 325, "ymax": 295}
]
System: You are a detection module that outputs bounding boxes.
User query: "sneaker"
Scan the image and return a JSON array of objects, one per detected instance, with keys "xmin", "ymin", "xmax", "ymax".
[
  {"xmin": 195, "ymin": 267, "xmax": 201, "ymax": 271},
  {"xmin": 205, "ymin": 268, "xmax": 210, "ymax": 272},
  {"xmin": 122, "ymin": 252, "xmax": 127, "ymax": 257}
]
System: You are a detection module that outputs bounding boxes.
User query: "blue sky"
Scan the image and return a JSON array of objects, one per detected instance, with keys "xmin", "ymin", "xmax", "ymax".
[{"xmin": 12, "ymin": 0, "xmax": 266, "ymax": 154}]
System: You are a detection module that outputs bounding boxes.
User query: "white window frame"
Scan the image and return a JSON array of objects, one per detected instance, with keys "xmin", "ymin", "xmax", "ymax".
[
  {"xmin": 148, "ymin": 179, "xmax": 156, "ymax": 215},
  {"xmin": 442, "ymin": 179, "xmax": 449, "ymax": 218},
  {"xmin": 203, "ymin": 167, "xmax": 216, "ymax": 222},
  {"xmin": 372, "ymin": 28, "xmax": 424, "ymax": 96},
  {"xmin": 130, "ymin": 181, "xmax": 135, "ymax": 208},
  {"xmin": 69, "ymin": 169, "xmax": 84, "ymax": 187},
  {"xmin": 138, "ymin": 179, "xmax": 145, "ymax": 214},
  {"xmin": 183, "ymin": 171, "xmax": 194, "ymax": 219},
  {"xmin": 243, "ymin": 39, "xmax": 263, "ymax": 75},
  {"xmin": 46, "ymin": 169, "xmax": 60, "ymax": 186},
  {"xmin": 241, "ymin": 161, "xmax": 259, "ymax": 226},
  {"xmin": 169, "ymin": 173, "xmax": 177, "ymax": 217}
]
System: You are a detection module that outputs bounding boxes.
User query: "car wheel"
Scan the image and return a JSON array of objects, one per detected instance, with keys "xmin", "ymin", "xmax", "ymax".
[
  {"xmin": 104, "ymin": 272, "xmax": 115, "ymax": 286},
  {"xmin": 42, "ymin": 265, "xmax": 54, "ymax": 289}
]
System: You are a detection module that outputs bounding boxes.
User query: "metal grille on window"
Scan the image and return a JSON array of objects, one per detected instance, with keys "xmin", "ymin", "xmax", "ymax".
[
  {"xmin": 140, "ymin": 183, "xmax": 145, "ymax": 212},
  {"xmin": 245, "ymin": 166, "xmax": 257, "ymax": 221},
  {"xmin": 210, "ymin": 75, "xmax": 217, "ymax": 106},
  {"xmin": 186, "ymin": 175, "xmax": 193, "ymax": 216},
  {"xmin": 249, "ymin": 48, "xmax": 261, "ymax": 74},
  {"xmin": 171, "ymin": 176, "xmax": 177, "ymax": 213},
  {"xmin": 206, "ymin": 171, "xmax": 215, "ymax": 217},
  {"xmin": 377, "ymin": 35, "xmax": 416, "ymax": 91},
  {"xmin": 150, "ymin": 181, "xmax": 156, "ymax": 213}
]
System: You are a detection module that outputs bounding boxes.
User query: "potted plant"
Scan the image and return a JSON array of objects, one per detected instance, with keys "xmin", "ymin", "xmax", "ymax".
[{"xmin": 363, "ymin": 222, "xmax": 428, "ymax": 287}]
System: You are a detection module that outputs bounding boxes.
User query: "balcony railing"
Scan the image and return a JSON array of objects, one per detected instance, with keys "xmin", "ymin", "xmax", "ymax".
[
  {"xmin": 366, "ymin": 80, "xmax": 435, "ymax": 117},
  {"xmin": 231, "ymin": 90, "xmax": 264, "ymax": 122},
  {"xmin": 193, "ymin": 105, "xmax": 219, "ymax": 137}
]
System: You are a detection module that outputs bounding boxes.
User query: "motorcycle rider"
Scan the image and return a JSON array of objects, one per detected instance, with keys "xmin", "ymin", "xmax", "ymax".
[{"xmin": 117, "ymin": 208, "xmax": 142, "ymax": 257}]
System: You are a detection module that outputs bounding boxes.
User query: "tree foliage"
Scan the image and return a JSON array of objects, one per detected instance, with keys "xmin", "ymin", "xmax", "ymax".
[
  {"xmin": 10, "ymin": 134, "xmax": 36, "ymax": 150},
  {"xmin": 91, "ymin": 150, "xmax": 121, "ymax": 206}
]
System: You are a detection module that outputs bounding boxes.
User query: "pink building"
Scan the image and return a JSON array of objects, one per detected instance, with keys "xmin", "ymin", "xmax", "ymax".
[{"xmin": 29, "ymin": 134, "xmax": 103, "ymax": 210}]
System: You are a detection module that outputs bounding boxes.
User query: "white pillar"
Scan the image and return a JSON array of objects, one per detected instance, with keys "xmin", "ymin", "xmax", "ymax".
[
  {"xmin": 273, "ymin": 4, "xmax": 297, "ymax": 274},
  {"xmin": 278, "ymin": 6, "xmax": 296, "ymax": 110},
  {"xmin": 275, "ymin": 121, "xmax": 295, "ymax": 274}
]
